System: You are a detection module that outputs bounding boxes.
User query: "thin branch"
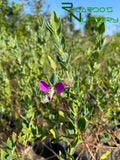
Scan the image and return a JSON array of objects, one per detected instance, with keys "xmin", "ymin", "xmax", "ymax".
[
  {"xmin": 42, "ymin": 142, "xmax": 61, "ymax": 160},
  {"xmin": 82, "ymin": 141, "xmax": 120, "ymax": 149},
  {"xmin": 85, "ymin": 143, "xmax": 96, "ymax": 160}
]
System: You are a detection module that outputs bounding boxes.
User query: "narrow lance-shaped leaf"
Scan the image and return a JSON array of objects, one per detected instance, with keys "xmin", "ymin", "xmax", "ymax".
[
  {"xmin": 50, "ymin": 128, "xmax": 59, "ymax": 138},
  {"xmin": 101, "ymin": 150, "xmax": 111, "ymax": 160},
  {"xmin": 98, "ymin": 22, "xmax": 105, "ymax": 34},
  {"xmin": 48, "ymin": 55, "xmax": 56, "ymax": 71},
  {"xmin": 51, "ymin": 11, "xmax": 60, "ymax": 32},
  {"xmin": 50, "ymin": 73, "xmax": 58, "ymax": 85},
  {"xmin": 7, "ymin": 138, "xmax": 12, "ymax": 149}
]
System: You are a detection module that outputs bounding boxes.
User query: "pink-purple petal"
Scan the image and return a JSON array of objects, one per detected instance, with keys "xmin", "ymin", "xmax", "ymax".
[
  {"xmin": 54, "ymin": 82, "xmax": 65, "ymax": 94},
  {"xmin": 39, "ymin": 80, "xmax": 51, "ymax": 92}
]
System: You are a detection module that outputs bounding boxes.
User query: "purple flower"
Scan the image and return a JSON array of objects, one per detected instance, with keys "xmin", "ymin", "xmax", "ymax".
[
  {"xmin": 39, "ymin": 77, "xmax": 73, "ymax": 103},
  {"xmin": 54, "ymin": 82, "xmax": 65, "ymax": 93},
  {"xmin": 39, "ymin": 80, "xmax": 51, "ymax": 92}
]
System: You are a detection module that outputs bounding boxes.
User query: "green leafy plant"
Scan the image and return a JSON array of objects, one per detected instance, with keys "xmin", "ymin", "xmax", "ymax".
[{"xmin": 0, "ymin": 4, "xmax": 120, "ymax": 160}]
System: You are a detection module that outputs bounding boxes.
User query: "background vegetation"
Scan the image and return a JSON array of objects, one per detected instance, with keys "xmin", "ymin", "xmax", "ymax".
[{"xmin": 0, "ymin": 0, "xmax": 120, "ymax": 159}]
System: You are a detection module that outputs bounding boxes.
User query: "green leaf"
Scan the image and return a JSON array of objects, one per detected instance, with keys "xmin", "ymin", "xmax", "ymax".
[
  {"xmin": 6, "ymin": 138, "xmax": 12, "ymax": 149},
  {"xmin": 61, "ymin": 136, "xmax": 70, "ymax": 144},
  {"xmin": 12, "ymin": 132, "xmax": 17, "ymax": 144},
  {"xmin": 70, "ymin": 147, "xmax": 76, "ymax": 155},
  {"xmin": 41, "ymin": 127, "xmax": 49, "ymax": 135},
  {"xmin": 50, "ymin": 73, "xmax": 58, "ymax": 85},
  {"xmin": 59, "ymin": 150, "xmax": 66, "ymax": 160},
  {"xmin": 26, "ymin": 108, "xmax": 35, "ymax": 118},
  {"xmin": 63, "ymin": 53, "xmax": 68, "ymax": 62},
  {"xmin": 62, "ymin": 125, "xmax": 67, "ymax": 134},
  {"xmin": 70, "ymin": 137, "xmax": 79, "ymax": 155},
  {"xmin": 60, "ymin": 62, "xmax": 67, "ymax": 71},
  {"xmin": 68, "ymin": 122, "xmax": 75, "ymax": 135},
  {"xmin": 60, "ymin": 35, "xmax": 65, "ymax": 51},
  {"xmin": 58, "ymin": 110, "xmax": 65, "ymax": 117},
  {"xmin": 22, "ymin": 128, "xmax": 31, "ymax": 134},
  {"xmin": 101, "ymin": 150, "xmax": 111, "ymax": 159},
  {"xmin": 40, "ymin": 55, "xmax": 45, "ymax": 66},
  {"xmin": 56, "ymin": 55, "xmax": 64, "ymax": 63},
  {"xmin": 50, "ymin": 128, "xmax": 59, "ymax": 138},
  {"xmin": 62, "ymin": 77, "xmax": 73, "ymax": 86},
  {"xmin": 46, "ymin": 21, "xmax": 54, "ymax": 34},
  {"xmin": 51, "ymin": 11, "xmax": 60, "ymax": 32},
  {"xmin": 92, "ymin": 51, "xmax": 99, "ymax": 60},
  {"xmin": 48, "ymin": 55, "xmax": 56, "ymax": 71},
  {"xmin": 78, "ymin": 117, "xmax": 86, "ymax": 131},
  {"xmin": 7, "ymin": 154, "xmax": 17, "ymax": 160},
  {"xmin": 22, "ymin": 118, "xmax": 29, "ymax": 128},
  {"xmin": 18, "ymin": 134, "xmax": 24, "ymax": 142},
  {"xmin": 1, "ymin": 149, "xmax": 8, "ymax": 160},
  {"xmin": 58, "ymin": 110, "xmax": 68, "ymax": 122},
  {"xmin": 98, "ymin": 22, "xmax": 105, "ymax": 34}
]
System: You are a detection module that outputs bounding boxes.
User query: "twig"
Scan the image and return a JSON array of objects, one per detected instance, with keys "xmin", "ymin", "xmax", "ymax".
[
  {"xmin": 61, "ymin": 135, "xmax": 120, "ymax": 149},
  {"xmin": 81, "ymin": 141, "xmax": 120, "ymax": 149},
  {"xmin": 85, "ymin": 143, "xmax": 96, "ymax": 160},
  {"xmin": 100, "ymin": 123, "xmax": 119, "ymax": 147},
  {"xmin": 44, "ymin": 155, "xmax": 56, "ymax": 160},
  {"xmin": 42, "ymin": 142, "xmax": 61, "ymax": 160}
]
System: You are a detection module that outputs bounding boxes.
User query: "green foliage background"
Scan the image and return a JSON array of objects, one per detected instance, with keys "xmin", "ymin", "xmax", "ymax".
[{"xmin": 0, "ymin": 0, "xmax": 120, "ymax": 159}]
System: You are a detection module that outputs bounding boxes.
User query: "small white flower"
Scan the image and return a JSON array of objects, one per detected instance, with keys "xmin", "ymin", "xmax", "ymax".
[
  {"xmin": 43, "ymin": 89, "xmax": 54, "ymax": 103},
  {"xmin": 43, "ymin": 95, "xmax": 49, "ymax": 103}
]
